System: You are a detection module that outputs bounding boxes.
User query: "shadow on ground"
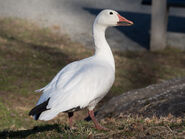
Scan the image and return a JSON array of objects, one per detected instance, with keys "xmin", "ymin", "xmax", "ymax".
[
  {"xmin": 0, "ymin": 124, "xmax": 62, "ymax": 138},
  {"xmin": 83, "ymin": 7, "xmax": 185, "ymax": 49}
]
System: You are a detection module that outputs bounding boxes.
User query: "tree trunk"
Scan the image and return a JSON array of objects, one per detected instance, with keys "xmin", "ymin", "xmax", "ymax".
[{"xmin": 150, "ymin": 0, "xmax": 168, "ymax": 51}]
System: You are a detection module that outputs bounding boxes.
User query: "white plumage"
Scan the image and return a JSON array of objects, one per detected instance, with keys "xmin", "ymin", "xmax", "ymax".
[
  {"xmin": 37, "ymin": 57, "xmax": 115, "ymax": 120},
  {"xmin": 30, "ymin": 9, "xmax": 133, "ymax": 130}
]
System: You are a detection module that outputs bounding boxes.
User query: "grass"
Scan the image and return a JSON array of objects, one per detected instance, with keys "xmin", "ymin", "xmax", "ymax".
[{"xmin": 0, "ymin": 17, "xmax": 185, "ymax": 138}]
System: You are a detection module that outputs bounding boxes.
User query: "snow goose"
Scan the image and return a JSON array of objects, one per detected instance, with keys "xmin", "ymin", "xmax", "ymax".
[{"xmin": 29, "ymin": 9, "xmax": 133, "ymax": 130}]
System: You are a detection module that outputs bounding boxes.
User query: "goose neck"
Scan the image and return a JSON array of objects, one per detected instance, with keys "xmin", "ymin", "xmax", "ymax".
[{"xmin": 93, "ymin": 24, "xmax": 115, "ymax": 70}]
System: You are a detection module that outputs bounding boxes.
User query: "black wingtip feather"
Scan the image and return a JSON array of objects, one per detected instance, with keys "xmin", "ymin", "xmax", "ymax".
[{"xmin": 29, "ymin": 98, "xmax": 50, "ymax": 120}]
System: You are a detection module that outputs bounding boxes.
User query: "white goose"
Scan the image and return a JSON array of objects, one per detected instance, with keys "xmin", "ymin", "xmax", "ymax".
[{"xmin": 29, "ymin": 9, "xmax": 133, "ymax": 130}]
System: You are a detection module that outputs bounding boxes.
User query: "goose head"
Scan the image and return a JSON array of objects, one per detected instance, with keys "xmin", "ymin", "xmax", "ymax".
[{"xmin": 94, "ymin": 9, "xmax": 133, "ymax": 27}]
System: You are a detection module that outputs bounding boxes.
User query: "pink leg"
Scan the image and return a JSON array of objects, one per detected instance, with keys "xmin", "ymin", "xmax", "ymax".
[
  {"xmin": 68, "ymin": 112, "xmax": 74, "ymax": 128},
  {"xmin": 88, "ymin": 110, "xmax": 108, "ymax": 130}
]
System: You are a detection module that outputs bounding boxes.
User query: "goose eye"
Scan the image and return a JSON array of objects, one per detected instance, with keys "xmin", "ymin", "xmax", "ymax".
[{"xmin": 109, "ymin": 12, "xmax": 113, "ymax": 15}]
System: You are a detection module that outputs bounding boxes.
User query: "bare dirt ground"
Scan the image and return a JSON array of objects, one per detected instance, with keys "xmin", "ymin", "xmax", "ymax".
[{"xmin": 0, "ymin": 0, "xmax": 185, "ymax": 51}]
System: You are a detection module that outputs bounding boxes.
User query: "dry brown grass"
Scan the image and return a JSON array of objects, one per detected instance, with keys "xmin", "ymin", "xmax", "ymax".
[{"xmin": 0, "ymin": 17, "xmax": 185, "ymax": 138}]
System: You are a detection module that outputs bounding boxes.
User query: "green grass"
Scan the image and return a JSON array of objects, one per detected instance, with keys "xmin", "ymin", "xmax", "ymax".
[{"xmin": 0, "ymin": 17, "xmax": 185, "ymax": 138}]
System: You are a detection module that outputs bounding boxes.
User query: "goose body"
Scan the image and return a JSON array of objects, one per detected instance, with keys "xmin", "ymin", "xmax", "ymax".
[
  {"xmin": 29, "ymin": 9, "xmax": 133, "ymax": 130},
  {"xmin": 36, "ymin": 56, "xmax": 115, "ymax": 120}
]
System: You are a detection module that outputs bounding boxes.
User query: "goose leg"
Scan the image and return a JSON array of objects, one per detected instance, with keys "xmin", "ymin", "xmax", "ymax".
[
  {"xmin": 68, "ymin": 112, "xmax": 74, "ymax": 128},
  {"xmin": 88, "ymin": 110, "xmax": 108, "ymax": 130}
]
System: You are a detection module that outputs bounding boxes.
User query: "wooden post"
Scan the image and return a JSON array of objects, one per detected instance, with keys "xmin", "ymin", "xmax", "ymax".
[{"xmin": 150, "ymin": 0, "xmax": 168, "ymax": 51}]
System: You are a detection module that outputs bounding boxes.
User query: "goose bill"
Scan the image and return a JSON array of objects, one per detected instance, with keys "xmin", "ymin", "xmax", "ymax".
[{"xmin": 117, "ymin": 14, "xmax": 133, "ymax": 26}]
